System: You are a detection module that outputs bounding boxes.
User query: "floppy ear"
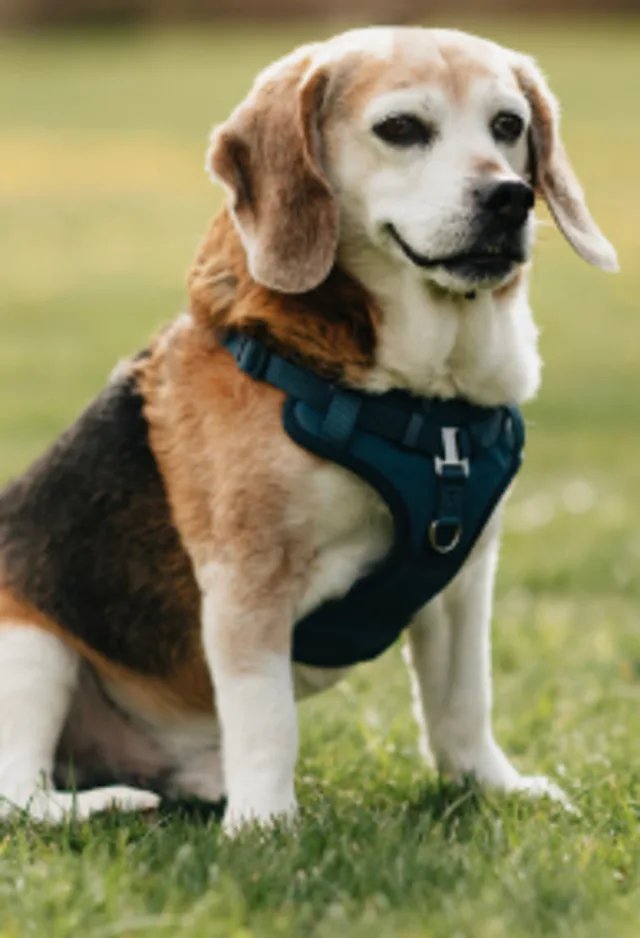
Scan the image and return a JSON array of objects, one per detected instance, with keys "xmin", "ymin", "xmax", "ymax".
[
  {"xmin": 207, "ymin": 55, "xmax": 339, "ymax": 294},
  {"xmin": 512, "ymin": 55, "xmax": 618, "ymax": 272}
]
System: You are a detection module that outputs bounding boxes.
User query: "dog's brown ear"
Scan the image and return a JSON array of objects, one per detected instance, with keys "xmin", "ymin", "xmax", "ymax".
[
  {"xmin": 207, "ymin": 54, "xmax": 338, "ymax": 294},
  {"xmin": 512, "ymin": 55, "xmax": 618, "ymax": 272}
]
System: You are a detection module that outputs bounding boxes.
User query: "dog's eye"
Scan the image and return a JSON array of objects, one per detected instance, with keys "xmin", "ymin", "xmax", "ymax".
[
  {"xmin": 373, "ymin": 114, "xmax": 434, "ymax": 148},
  {"xmin": 491, "ymin": 112, "xmax": 525, "ymax": 144}
]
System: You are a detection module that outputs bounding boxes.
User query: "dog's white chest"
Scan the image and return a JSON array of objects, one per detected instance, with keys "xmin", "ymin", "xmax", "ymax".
[
  {"xmin": 287, "ymin": 462, "xmax": 394, "ymax": 700},
  {"xmin": 297, "ymin": 461, "xmax": 394, "ymax": 620}
]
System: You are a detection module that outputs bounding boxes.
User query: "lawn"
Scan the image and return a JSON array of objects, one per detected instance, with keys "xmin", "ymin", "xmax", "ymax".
[{"xmin": 1, "ymin": 16, "xmax": 639, "ymax": 938}]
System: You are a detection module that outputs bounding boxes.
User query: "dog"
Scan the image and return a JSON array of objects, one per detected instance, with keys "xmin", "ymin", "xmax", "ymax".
[{"xmin": 0, "ymin": 27, "xmax": 617, "ymax": 833}]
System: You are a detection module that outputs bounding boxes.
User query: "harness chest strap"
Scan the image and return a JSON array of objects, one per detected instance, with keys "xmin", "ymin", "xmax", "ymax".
[{"xmin": 221, "ymin": 332, "xmax": 525, "ymax": 668}]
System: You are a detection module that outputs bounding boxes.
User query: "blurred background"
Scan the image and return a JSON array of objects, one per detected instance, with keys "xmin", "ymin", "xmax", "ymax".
[
  {"xmin": 0, "ymin": 0, "xmax": 639, "ymax": 850},
  {"xmin": 0, "ymin": 0, "xmax": 637, "ymax": 26}
]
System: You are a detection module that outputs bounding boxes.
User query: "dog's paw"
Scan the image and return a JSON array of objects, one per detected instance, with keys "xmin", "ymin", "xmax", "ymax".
[
  {"xmin": 506, "ymin": 773, "xmax": 576, "ymax": 812},
  {"xmin": 0, "ymin": 785, "xmax": 160, "ymax": 824},
  {"xmin": 71, "ymin": 785, "xmax": 161, "ymax": 819},
  {"xmin": 436, "ymin": 739, "xmax": 574, "ymax": 812},
  {"xmin": 222, "ymin": 797, "xmax": 298, "ymax": 837}
]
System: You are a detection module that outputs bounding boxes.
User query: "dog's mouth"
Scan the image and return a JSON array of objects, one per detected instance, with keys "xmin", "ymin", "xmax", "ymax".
[{"xmin": 385, "ymin": 224, "xmax": 524, "ymax": 283}]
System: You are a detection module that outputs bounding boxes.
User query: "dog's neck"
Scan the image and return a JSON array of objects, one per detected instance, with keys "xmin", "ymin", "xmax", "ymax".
[
  {"xmin": 188, "ymin": 209, "xmax": 541, "ymax": 406},
  {"xmin": 188, "ymin": 210, "xmax": 378, "ymax": 385},
  {"xmin": 338, "ymin": 238, "xmax": 542, "ymax": 407}
]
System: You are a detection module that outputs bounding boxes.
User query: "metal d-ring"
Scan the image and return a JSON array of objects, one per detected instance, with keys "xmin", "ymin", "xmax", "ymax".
[{"xmin": 429, "ymin": 520, "xmax": 462, "ymax": 554}]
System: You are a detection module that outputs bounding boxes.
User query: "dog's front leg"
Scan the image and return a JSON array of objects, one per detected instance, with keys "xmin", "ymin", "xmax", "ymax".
[
  {"xmin": 406, "ymin": 520, "xmax": 568, "ymax": 804},
  {"xmin": 199, "ymin": 558, "xmax": 303, "ymax": 835}
]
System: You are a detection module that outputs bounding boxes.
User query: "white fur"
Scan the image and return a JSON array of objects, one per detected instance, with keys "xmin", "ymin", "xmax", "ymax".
[
  {"xmin": 325, "ymin": 41, "xmax": 533, "ymax": 291},
  {"xmin": 358, "ymin": 265, "xmax": 540, "ymax": 403},
  {"xmin": 198, "ymin": 563, "xmax": 298, "ymax": 833},
  {"xmin": 342, "ymin": 83, "xmax": 532, "ymax": 290},
  {"xmin": 405, "ymin": 518, "xmax": 567, "ymax": 804},
  {"xmin": 0, "ymin": 626, "xmax": 159, "ymax": 822}
]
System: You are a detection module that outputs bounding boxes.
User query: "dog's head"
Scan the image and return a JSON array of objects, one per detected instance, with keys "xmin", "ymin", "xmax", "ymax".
[{"xmin": 208, "ymin": 27, "xmax": 617, "ymax": 297}]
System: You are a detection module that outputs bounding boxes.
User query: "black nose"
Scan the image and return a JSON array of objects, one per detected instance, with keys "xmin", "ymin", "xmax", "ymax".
[{"xmin": 479, "ymin": 180, "xmax": 535, "ymax": 225}]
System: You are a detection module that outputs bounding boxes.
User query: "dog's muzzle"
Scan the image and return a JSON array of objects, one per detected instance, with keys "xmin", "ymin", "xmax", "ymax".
[
  {"xmin": 387, "ymin": 179, "xmax": 534, "ymax": 284},
  {"xmin": 386, "ymin": 224, "xmax": 526, "ymax": 283}
]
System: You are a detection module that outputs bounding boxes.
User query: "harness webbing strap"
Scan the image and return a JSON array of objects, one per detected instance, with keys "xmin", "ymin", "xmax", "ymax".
[{"xmin": 222, "ymin": 332, "xmax": 505, "ymax": 457}]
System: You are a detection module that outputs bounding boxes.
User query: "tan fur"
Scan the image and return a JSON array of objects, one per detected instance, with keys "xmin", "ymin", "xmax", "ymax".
[
  {"xmin": 331, "ymin": 34, "xmax": 494, "ymax": 121},
  {"xmin": 472, "ymin": 158, "xmax": 506, "ymax": 176},
  {"xmin": 209, "ymin": 56, "xmax": 338, "ymax": 294},
  {"xmin": 188, "ymin": 209, "xmax": 378, "ymax": 384},
  {"xmin": 512, "ymin": 57, "xmax": 618, "ymax": 271},
  {"xmin": 137, "ymin": 303, "xmax": 317, "ymax": 668},
  {"xmin": 395, "ymin": 33, "xmax": 495, "ymax": 103},
  {"xmin": 139, "ymin": 221, "xmax": 385, "ymax": 668}
]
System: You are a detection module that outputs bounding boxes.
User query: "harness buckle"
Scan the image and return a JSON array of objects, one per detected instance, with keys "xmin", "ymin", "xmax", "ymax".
[
  {"xmin": 234, "ymin": 336, "xmax": 270, "ymax": 381},
  {"xmin": 428, "ymin": 427, "xmax": 469, "ymax": 555},
  {"xmin": 434, "ymin": 427, "xmax": 469, "ymax": 478}
]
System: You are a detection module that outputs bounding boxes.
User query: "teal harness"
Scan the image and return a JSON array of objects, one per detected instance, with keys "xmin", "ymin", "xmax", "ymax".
[{"xmin": 222, "ymin": 333, "xmax": 525, "ymax": 669}]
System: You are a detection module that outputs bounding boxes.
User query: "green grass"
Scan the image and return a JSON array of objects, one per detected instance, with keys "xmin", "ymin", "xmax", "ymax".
[{"xmin": 1, "ymin": 17, "xmax": 640, "ymax": 938}]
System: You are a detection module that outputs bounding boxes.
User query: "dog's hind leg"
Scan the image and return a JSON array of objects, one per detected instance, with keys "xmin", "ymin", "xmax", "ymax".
[{"xmin": 0, "ymin": 623, "xmax": 160, "ymax": 823}]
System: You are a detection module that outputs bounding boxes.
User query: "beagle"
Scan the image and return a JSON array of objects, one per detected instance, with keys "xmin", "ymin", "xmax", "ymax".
[{"xmin": 0, "ymin": 27, "xmax": 617, "ymax": 833}]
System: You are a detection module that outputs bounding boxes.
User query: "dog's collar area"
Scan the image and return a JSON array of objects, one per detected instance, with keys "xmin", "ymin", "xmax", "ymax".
[
  {"xmin": 223, "ymin": 331, "xmax": 519, "ymax": 556},
  {"xmin": 222, "ymin": 330, "xmax": 525, "ymax": 667},
  {"xmin": 223, "ymin": 331, "xmax": 506, "ymax": 458}
]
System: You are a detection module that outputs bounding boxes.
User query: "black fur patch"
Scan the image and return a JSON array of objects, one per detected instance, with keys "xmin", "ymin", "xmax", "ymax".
[{"xmin": 0, "ymin": 368, "xmax": 200, "ymax": 676}]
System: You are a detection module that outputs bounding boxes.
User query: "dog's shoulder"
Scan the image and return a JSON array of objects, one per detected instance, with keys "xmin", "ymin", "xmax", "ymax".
[{"xmin": 135, "ymin": 211, "xmax": 383, "ymax": 564}]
